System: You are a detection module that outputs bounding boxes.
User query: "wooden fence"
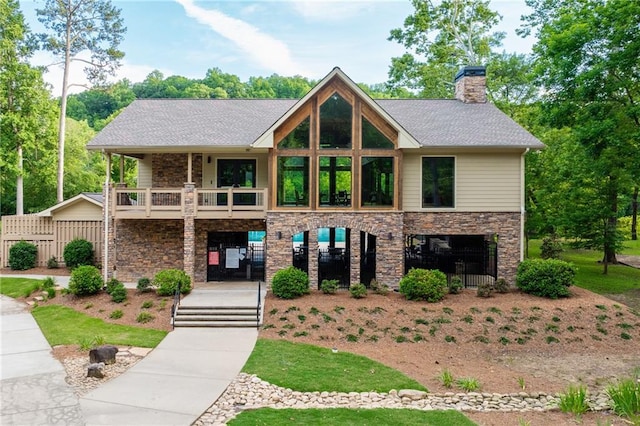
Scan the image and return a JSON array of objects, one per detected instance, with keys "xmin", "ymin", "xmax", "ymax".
[{"xmin": 1, "ymin": 214, "xmax": 103, "ymax": 268}]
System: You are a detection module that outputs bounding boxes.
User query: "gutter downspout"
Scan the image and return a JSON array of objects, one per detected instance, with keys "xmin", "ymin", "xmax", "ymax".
[
  {"xmin": 520, "ymin": 148, "xmax": 530, "ymax": 261},
  {"xmin": 104, "ymin": 152, "xmax": 111, "ymax": 283}
]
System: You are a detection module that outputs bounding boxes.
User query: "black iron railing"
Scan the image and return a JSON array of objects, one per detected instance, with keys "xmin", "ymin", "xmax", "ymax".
[
  {"xmin": 256, "ymin": 280, "xmax": 262, "ymax": 329},
  {"xmin": 170, "ymin": 282, "xmax": 182, "ymax": 329}
]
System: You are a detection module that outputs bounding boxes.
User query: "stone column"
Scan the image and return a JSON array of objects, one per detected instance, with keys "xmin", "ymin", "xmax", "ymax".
[
  {"xmin": 349, "ymin": 228, "xmax": 360, "ymax": 286},
  {"xmin": 307, "ymin": 227, "xmax": 318, "ymax": 290},
  {"xmin": 183, "ymin": 183, "xmax": 195, "ymax": 286},
  {"xmin": 103, "ymin": 182, "xmax": 116, "ymax": 280}
]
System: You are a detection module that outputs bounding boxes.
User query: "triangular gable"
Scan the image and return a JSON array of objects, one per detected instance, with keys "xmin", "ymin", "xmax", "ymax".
[
  {"xmin": 252, "ymin": 67, "xmax": 421, "ymax": 149},
  {"xmin": 38, "ymin": 193, "xmax": 103, "ymax": 217}
]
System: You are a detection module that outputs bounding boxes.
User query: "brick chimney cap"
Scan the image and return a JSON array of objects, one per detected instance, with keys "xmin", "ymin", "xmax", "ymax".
[{"xmin": 455, "ymin": 66, "xmax": 486, "ymax": 81}]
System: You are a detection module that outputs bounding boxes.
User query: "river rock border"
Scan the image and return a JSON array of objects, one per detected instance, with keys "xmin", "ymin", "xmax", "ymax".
[{"xmin": 194, "ymin": 373, "xmax": 613, "ymax": 425}]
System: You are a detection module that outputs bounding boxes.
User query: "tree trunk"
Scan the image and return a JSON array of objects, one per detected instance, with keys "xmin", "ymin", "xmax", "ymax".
[
  {"xmin": 56, "ymin": 21, "xmax": 72, "ymax": 203},
  {"xmin": 602, "ymin": 182, "xmax": 618, "ymax": 273},
  {"xmin": 632, "ymin": 186, "xmax": 638, "ymax": 241},
  {"xmin": 17, "ymin": 144, "xmax": 23, "ymax": 215}
]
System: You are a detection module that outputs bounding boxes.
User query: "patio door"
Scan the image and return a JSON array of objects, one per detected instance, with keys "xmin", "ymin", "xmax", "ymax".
[{"xmin": 217, "ymin": 159, "xmax": 256, "ymax": 205}]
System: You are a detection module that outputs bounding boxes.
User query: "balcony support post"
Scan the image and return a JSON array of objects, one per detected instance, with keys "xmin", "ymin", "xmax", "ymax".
[{"xmin": 183, "ymin": 182, "xmax": 196, "ymax": 286}]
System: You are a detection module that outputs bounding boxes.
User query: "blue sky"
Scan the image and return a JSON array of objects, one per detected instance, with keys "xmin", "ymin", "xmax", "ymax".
[{"xmin": 20, "ymin": 0, "xmax": 536, "ymax": 96}]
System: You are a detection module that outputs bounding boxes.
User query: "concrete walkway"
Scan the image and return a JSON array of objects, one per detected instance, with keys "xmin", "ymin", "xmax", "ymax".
[
  {"xmin": 1, "ymin": 276, "xmax": 264, "ymax": 425},
  {"xmin": 0, "ymin": 295, "xmax": 84, "ymax": 425}
]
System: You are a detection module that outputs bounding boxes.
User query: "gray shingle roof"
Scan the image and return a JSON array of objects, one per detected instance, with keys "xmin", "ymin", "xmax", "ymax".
[
  {"xmin": 378, "ymin": 99, "xmax": 544, "ymax": 148},
  {"xmin": 87, "ymin": 98, "xmax": 543, "ymax": 150}
]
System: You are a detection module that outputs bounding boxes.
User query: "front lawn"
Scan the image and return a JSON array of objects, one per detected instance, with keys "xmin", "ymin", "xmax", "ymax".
[
  {"xmin": 32, "ymin": 305, "xmax": 167, "ymax": 348},
  {"xmin": 0, "ymin": 277, "xmax": 43, "ymax": 298},
  {"xmin": 242, "ymin": 339, "xmax": 426, "ymax": 393},
  {"xmin": 229, "ymin": 408, "xmax": 475, "ymax": 426}
]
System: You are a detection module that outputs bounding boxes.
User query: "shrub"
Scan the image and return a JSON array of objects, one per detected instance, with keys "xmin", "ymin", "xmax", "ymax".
[
  {"xmin": 540, "ymin": 235, "xmax": 563, "ymax": 259},
  {"xmin": 142, "ymin": 300, "xmax": 154, "ymax": 309},
  {"xmin": 105, "ymin": 278, "xmax": 122, "ymax": 295},
  {"xmin": 370, "ymin": 279, "xmax": 390, "ymax": 295},
  {"xmin": 63, "ymin": 238, "xmax": 94, "ymax": 269},
  {"xmin": 9, "ymin": 240, "xmax": 37, "ymax": 270},
  {"xmin": 349, "ymin": 283, "xmax": 368, "ymax": 299},
  {"xmin": 516, "ymin": 259, "xmax": 576, "ymax": 299},
  {"xmin": 320, "ymin": 279, "xmax": 339, "ymax": 294},
  {"xmin": 47, "ymin": 256, "xmax": 59, "ymax": 269},
  {"xmin": 448, "ymin": 276, "xmax": 463, "ymax": 294},
  {"xmin": 136, "ymin": 312, "xmax": 155, "ymax": 323},
  {"xmin": 153, "ymin": 269, "xmax": 191, "ymax": 296},
  {"xmin": 137, "ymin": 277, "xmax": 152, "ymax": 293},
  {"xmin": 494, "ymin": 278, "xmax": 509, "ymax": 293},
  {"xmin": 477, "ymin": 282, "xmax": 493, "ymax": 298},
  {"xmin": 399, "ymin": 268, "xmax": 448, "ymax": 302},
  {"xmin": 45, "ymin": 287, "xmax": 56, "ymax": 299},
  {"xmin": 110, "ymin": 284, "xmax": 127, "ymax": 303},
  {"xmin": 68, "ymin": 265, "xmax": 103, "ymax": 296},
  {"xmin": 110, "ymin": 309, "xmax": 124, "ymax": 319},
  {"xmin": 271, "ymin": 267, "xmax": 309, "ymax": 299}
]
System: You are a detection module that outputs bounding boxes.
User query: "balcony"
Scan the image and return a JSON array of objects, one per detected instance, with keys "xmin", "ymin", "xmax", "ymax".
[{"xmin": 112, "ymin": 188, "xmax": 268, "ymax": 219}]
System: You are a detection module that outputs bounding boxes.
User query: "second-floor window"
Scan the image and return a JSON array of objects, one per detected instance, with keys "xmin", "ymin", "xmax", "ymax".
[{"xmin": 422, "ymin": 157, "xmax": 455, "ymax": 208}]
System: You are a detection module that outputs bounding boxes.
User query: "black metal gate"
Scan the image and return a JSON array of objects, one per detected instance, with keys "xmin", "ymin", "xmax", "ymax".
[
  {"xmin": 206, "ymin": 231, "xmax": 264, "ymax": 281},
  {"xmin": 405, "ymin": 238, "xmax": 497, "ymax": 288},
  {"xmin": 318, "ymin": 247, "xmax": 350, "ymax": 289},
  {"xmin": 360, "ymin": 232, "xmax": 376, "ymax": 287}
]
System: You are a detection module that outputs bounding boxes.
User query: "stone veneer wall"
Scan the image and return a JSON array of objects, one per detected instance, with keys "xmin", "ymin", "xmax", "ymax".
[
  {"xmin": 403, "ymin": 212, "xmax": 521, "ymax": 282},
  {"xmin": 113, "ymin": 219, "xmax": 184, "ymax": 282},
  {"xmin": 194, "ymin": 219, "xmax": 266, "ymax": 283},
  {"xmin": 266, "ymin": 212, "xmax": 405, "ymax": 290},
  {"xmin": 152, "ymin": 154, "xmax": 202, "ymax": 187}
]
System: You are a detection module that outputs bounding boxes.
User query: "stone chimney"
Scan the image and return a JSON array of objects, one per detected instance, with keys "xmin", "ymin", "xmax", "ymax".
[{"xmin": 454, "ymin": 66, "xmax": 486, "ymax": 103}]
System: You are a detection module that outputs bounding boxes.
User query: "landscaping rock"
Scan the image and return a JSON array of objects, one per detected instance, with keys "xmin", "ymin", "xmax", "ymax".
[
  {"xmin": 398, "ymin": 389, "xmax": 427, "ymax": 400},
  {"xmin": 87, "ymin": 362, "xmax": 105, "ymax": 378},
  {"xmin": 89, "ymin": 345, "xmax": 119, "ymax": 365}
]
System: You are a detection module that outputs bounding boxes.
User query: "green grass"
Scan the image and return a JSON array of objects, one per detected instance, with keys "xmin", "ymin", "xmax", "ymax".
[
  {"xmin": 621, "ymin": 239, "xmax": 640, "ymax": 256},
  {"xmin": 528, "ymin": 240, "xmax": 640, "ymax": 295},
  {"xmin": 32, "ymin": 305, "xmax": 167, "ymax": 348},
  {"xmin": 228, "ymin": 407, "xmax": 476, "ymax": 425},
  {"xmin": 242, "ymin": 339, "xmax": 426, "ymax": 393},
  {"xmin": 0, "ymin": 277, "xmax": 43, "ymax": 298}
]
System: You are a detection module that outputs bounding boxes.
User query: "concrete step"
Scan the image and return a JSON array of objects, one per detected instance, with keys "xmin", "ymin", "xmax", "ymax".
[
  {"xmin": 174, "ymin": 305, "xmax": 260, "ymax": 328},
  {"xmin": 173, "ymin": 321, "xmax": 258, "ymax": 328}
]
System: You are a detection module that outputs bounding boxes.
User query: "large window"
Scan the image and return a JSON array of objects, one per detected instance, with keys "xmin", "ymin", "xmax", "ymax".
[
  {"xmin": 279, "ymin": 116, "xmax": 310, "ymax": 149},
  {"xmin": 361, "ymin": 157, "xmax": 394, "ymax": 206},
  {"xmin": 277, "ymin": 157, "xmax": 309, "ymax": 206},
  {"xmin": 362, "ymin": 117, "xmax": 394, "ymax": 149},
  {"xmin": 422, "ymin": 157, "xmax": 454, "ymax": 208},
  {"xmin": 320, "ymin": 93, "xmax": 352, "ymax": 149},
  {"xmin": 319, "ymin": 156, "xmax": 352, "ymax": 207}
]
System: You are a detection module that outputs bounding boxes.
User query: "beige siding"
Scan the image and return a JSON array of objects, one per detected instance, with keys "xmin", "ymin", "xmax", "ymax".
[
  {"xmin": 402, "ymin": 151, "xmax": 522, "ymax": 212},
  {"xmin": 138, "ymin": 156, "xmax": 152, "ymax": 187},
  {"xmin": 52, "ymin": 202, "xmax": 103, "ymax": 221}
]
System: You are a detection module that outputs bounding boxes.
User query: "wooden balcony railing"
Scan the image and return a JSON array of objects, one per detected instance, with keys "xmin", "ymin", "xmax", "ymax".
[{"xmin": 112, "ymin": 187, "xmax": 267, "ymax": 219}]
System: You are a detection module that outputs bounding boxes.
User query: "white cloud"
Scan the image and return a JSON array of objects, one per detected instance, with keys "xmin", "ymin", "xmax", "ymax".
[
  {"xmin": 288, "ymin": 0, "xmax": 373, "ymax": 21},
  {"xmin": 175, "ymin": 0, "xmax": 308, "ymax": 76}
]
